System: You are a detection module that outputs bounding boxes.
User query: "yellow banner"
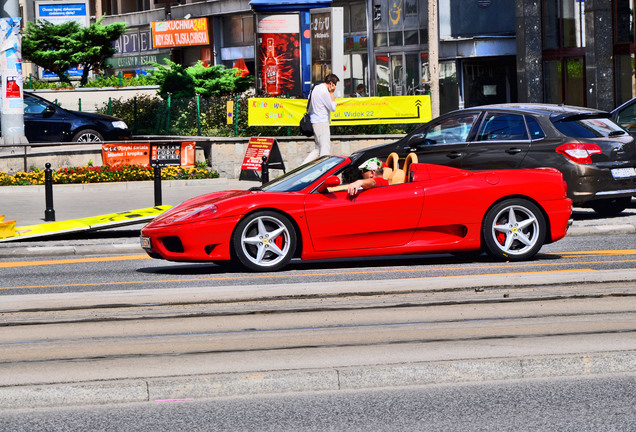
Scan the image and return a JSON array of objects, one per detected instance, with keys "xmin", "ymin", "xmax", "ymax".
[
  {"xmin": 0, "ymin": 206, "xmax": 172, "ymax": 242},
  {"xmin": 248, "ymin": 95, "xmax": 432, "ymax": 127}
]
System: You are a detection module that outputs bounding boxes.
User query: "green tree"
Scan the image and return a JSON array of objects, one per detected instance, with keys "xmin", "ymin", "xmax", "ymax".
[
  {"xmin": 149, "ymin": 59, "xmax": 253, "ymax": 99},
  {"xmin": 22, "ymin": 20, "xmax": 81, "ymax": 85},
  {"xmin": 22, "ymin": 18, "xmax": 126, "ymax": 86}
]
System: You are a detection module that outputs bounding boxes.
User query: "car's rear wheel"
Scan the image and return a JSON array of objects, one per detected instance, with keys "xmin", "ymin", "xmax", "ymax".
[
  {"xmin": 482, "ymin": 199, "xmax": 546, "ymax": 261},
  {"xmin": 232, "ymin": 211, "xmax": 296, "ymax": 272},
  {"xmin": 72, "ymin": 129, "xmax": 104, "ymax": 142},
  {"xmin": 589, "ymin": 197, "xmax": 631, "ymax": 216}
]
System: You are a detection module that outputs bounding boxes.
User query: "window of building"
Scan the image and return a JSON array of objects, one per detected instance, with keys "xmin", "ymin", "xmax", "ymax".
[
  {"xmin": 439, "ymin": 61, "xmax": 459, "ymax": 113},
  {"xmin": 341, "ymin": 1, "xmax": 369, "ymax": 96},
  {"xmin": 614, "ymin": 0, "xmax": 636, "ymax": 104},
  {"xmin": 223, "ymin": 15, "xmax": 253, "ymax": 47},
  {"xmin": 542, "ymin": 0, "xmax": 586, "ymax": 105}
]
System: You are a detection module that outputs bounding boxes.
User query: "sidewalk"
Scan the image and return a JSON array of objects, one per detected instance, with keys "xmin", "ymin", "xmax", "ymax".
[{"xmin": 0, "ymin": 179, "xmax": 634, "ymax": 258}]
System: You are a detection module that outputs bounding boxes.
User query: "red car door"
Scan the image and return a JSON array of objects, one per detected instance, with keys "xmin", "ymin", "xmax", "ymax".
[{"xmin": 303, "ymin": 182, "xmax": 425, "ymax": 252}]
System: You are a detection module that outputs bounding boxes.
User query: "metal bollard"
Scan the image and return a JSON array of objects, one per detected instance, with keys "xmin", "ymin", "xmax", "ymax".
[
  {"xmin": 44, "ymin": 162, "xmax": 55, "ymax": 221},
  {"xmin": 261, "ymin": 156, "xmax": 269, "ymax": 185},
  {"xmin": 154, "ymin": 165, "xmax": 162, "ymax": 206}
]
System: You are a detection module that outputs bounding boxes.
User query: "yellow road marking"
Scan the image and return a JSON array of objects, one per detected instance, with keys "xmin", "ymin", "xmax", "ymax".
[
  {"xmin": 0, "ymin": 267, "xmax": 599, "ymax": 291},
  {"xmin": 0, "ymin": 255, "xmax": 149, "ymax": 268},
  {"xmin": 548, "ymin": 249, "xmax": 636, "ymax": 256},
  {"xmin": 2, "ymin": 249, "xmax": 636, "ymax": 270}
]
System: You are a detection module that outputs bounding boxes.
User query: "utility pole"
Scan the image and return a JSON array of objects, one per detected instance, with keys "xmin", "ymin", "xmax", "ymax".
[{"xmin": 0, "ymin": 0, "xmax": 27, "ymax": 145}]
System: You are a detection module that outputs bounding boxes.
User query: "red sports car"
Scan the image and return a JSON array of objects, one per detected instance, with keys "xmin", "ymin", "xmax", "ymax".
[{"xmin": 140, "ymin": 155, "xmax": 572, "ymax": 272}]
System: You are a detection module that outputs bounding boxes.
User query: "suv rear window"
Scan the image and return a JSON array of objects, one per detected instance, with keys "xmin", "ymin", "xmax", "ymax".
[{"xmin": 552, "ymin": 117, "xmax": 625, "ymax": 138}]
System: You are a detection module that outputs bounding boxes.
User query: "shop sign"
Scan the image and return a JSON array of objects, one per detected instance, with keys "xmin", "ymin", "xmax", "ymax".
[
  {"xmin": 152, "ymin": 18, "xmax": 210, "ymax": 48},
  {"xmin": 106, "ymin": 53, "xmax": 169, "ymax": 69}
]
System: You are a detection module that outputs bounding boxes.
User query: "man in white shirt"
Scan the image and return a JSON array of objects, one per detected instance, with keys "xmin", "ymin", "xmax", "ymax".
[{"xmin": 303, "ymin": 73, "xmax": 339, "ymax": 164}]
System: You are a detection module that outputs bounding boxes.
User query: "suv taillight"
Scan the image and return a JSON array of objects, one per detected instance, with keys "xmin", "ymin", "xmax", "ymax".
[{"xmin": 555, "ymin": 142, "xmax": 602, "ymax": 164}]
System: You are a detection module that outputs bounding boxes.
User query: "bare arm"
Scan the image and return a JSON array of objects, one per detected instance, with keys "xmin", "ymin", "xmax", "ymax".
[{"xmin": 347, "ymin": 178, "xmax": 377, "ymax": 196}]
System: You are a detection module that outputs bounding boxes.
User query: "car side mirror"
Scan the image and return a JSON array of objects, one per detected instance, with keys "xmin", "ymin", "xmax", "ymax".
[
  {"xmin": 43, "ymin": 105, "xmax": 55, "ymax": 116},
  {"xmin": 407, "ymin": 133, "xmax": 426, "ymax": 150},
  {"xmin": 318, "ymin": 175, "xmax": 340, "ymax": 193}
]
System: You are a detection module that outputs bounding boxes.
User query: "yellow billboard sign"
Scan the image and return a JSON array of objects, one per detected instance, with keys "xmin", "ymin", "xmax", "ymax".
[
  {"xmin": 248, "ymin": 95, "xmax": 432, "ymax": 127},
  {"xmin": 0, "ymin": 206, "xmax": 172, "ymax": 242}
]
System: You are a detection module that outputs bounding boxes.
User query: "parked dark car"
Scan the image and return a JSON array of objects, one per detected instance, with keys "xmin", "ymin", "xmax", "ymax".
[
  {"xmin": 350, "ymin": 103, "xmax": 636, "ymax": 216},
  {"xmin": 17, "ymin": 92, "xmax": 130, "ymax": 143},
  {"xmin": 611, "ymin": 97, "xmax": 636, "ymax": 138}
]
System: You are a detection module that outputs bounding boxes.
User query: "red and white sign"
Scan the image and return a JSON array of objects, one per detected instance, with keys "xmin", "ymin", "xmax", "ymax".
[
  {"xmin": 102, "ymin": 142, "xmax": 195, "ymax": 167},
  {"xmin": 241, "ymin": 137, "xmax": 276, "ymax": 171}
]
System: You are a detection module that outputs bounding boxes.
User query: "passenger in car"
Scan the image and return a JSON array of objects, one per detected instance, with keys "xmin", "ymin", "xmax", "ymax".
[{"xmin": 347, "ymin": 158, "xmax": 390, "ymax": 196}]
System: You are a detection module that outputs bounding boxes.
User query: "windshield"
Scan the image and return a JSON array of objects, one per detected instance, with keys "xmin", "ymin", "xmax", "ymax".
[{"xmin": 260, "ymin": 156, "xmax": 346, "ymax": 192}]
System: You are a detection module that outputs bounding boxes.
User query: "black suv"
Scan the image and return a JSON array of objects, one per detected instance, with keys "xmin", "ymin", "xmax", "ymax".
[
  {"xmin": 351, "ymin": 103, "xmax": 636, "ymax": 216},
  {"xmin": 17, "ymin": 92, "xmax": 131, "ymax": 143}
]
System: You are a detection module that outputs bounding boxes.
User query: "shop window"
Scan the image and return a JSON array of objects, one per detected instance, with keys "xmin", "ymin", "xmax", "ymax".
[
  {"xmin": 542, "ymin": 0, "xmax": 585, "ymax": 105},
  {"xmin": 375, "ymin": 32, "xmax": 388, "ymax": 48},
  {"xmin": 439, "ymin": 61, "xmax": 459, "ymax": 114},
  {"xmin": 376, "ymin": 55, "xmax": 390, "ymax": 96},
  {"xmin": 391, "ymin": 55, "xmax": 404, "ymax": 95},
  {"xmin": 544, "ymin": 60, "xmax": 563, "ymax": 104},
  {"xmin": 543, "ymin": 57, "xmax": 584, "ymax": 106},
  {"xmin": 614, "ymin": 54, "xmax": 635, "ymax": 104},
  {"xmin": 350, "ymin": 3, "xmax": 367, "ymax": 33},
  {"xmin": 614, "ymin": 0, "xmax": 636, "ymax": 104},
  {"xmin": 404, "ymin": 30, "xmax": 419, "ymax": 46},
  {"xmin": 405, "ymin": 53, "xmax": 420, "ymax": 94},
  {"xmin": 389, "ymin": 31, "xmax": 403, "ymax": 47},
  {"xmin": 564, "ymin": 57, "xmax": 584, "ymax": 106},
  {"xmin": 543, "ymin": 0, "xmax": 585, "ymax": 49},
  {"xmin": 615, "ymin": 0, "xmax": 634, "ymax": 44},
  {"xmin": 223, "ymin": 15, "xmax": 253, "ymax": 47}
]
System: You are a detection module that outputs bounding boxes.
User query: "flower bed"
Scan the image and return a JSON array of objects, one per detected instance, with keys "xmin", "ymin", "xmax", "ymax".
[{"xmin": 0, "ymin": 165, "xmax": 219, "ymax": 186}]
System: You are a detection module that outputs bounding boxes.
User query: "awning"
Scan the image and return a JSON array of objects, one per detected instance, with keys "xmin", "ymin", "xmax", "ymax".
[{"xmin": 249, "ymin": 0, "xmax": 332, "ymax": 11}]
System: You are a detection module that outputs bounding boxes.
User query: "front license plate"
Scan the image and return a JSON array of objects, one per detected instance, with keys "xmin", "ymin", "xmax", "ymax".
[
  {"xmin": 611, "ymin": 167, "xmax": 636, "ymax": 179},
  {"xmin": 140, "ymin": 236, "xmax": 151, "ymax": 249}
]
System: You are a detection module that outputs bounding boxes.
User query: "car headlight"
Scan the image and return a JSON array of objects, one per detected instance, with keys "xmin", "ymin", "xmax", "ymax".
[
  {"xmin": 111, "ymin": 120, "xmax": 128, "ymax": 130},
  {"xmin": 162, "ymin": 203, "xmax": 218, "ymax": 224}
]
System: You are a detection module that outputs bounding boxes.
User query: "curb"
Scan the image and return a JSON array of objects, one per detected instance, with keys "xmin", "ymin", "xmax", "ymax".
[{"xmin": 1, "ymin": 350, "xmax": 634, "ymax": 410}]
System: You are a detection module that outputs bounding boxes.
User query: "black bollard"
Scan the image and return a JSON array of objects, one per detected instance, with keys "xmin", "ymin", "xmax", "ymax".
[
  {"xmin": 261, "ymin": 155, "xmax": 269, "ymax": 185},
  {"xmin": 154, "ymin": 165, "xmax": 162, "ymax": 206},
  {"xmin": 44, "ymin": 162, "xmax": 56, "ymax": 221}
]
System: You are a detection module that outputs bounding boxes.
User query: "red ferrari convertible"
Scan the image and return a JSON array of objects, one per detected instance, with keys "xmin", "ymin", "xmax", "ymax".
[{"xmin": 140, "ymin": 155, "xmax": 572, "ymax": 272}]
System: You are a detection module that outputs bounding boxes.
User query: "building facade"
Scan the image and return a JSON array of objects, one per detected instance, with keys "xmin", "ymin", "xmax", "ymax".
[{"xmin": 17, "ymin": 0, "xmax": 636, "ymax": 115}]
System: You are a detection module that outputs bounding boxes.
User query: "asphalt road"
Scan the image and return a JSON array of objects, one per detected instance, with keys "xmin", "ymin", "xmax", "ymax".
[
  {"xmin": 2, "ymin": 374, "xmax": 635, "ymax": 431},
  {"xmin": 1, "ymin": 234, "xmax": 635, "ymax": 410}
]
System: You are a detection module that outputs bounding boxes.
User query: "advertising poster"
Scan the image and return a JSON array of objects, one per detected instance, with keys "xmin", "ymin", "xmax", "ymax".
[
  {"xmin": 102, "ymin": 143, "xmax": 151, "ymax": 167},
  {"xmin": 247, "ymin": 95, "xmax": 433, "ymax": 127},
  {"xmin": 0, "ymin": 18, "xmax": 24, "ymax": 115},
  {"xmin": 151, "ymin": 18, "xmax": 210, "ymax": 49},
  {"xmin": 102, "ymin": 143, "xmax": 195, "ymax": 168},
  {"xmin": 310, "ymin": 11, "xmax": 332, "ymax": 82},
  {"xmin": 256, "ymin": 14, "xmax": 301, "ymax": 97}
]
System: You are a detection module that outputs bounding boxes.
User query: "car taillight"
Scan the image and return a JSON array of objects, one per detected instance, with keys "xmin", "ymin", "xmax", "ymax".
[{"xmin": 555, "ymin": 142, "xmax": 602, "ymax": 164}]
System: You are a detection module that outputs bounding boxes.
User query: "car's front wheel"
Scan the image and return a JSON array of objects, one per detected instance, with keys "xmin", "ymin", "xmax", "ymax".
[
  {"xmin": 72, "ymin": 129, "xmax": 104, "ymax": 142},
  {"xmin": 482, "ymin": 199, "xmax": 546, "ymax": 261},
  {"xmin": 232, "ymin": 211, "xmax": 296, "ymax": 272}
]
